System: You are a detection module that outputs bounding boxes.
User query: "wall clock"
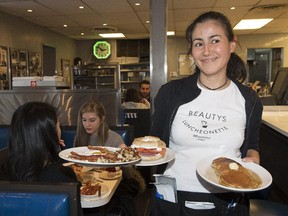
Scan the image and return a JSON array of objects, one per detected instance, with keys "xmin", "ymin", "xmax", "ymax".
[{"xmin": 93, "ymin": 41, "xmax": 111, "ymax": 59}]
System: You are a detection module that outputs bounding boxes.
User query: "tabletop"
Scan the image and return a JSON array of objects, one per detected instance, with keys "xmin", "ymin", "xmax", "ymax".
[
  {"xmin": 262, "ymin": 106, "xmax": 288, "ymax": 137},
  {"xmin": 64, "ymin": 163, "xmax": 122, "ymax": 208}
]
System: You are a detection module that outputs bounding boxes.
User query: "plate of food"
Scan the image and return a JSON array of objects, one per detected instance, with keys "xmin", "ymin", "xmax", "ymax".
[
  {"xmin": 99, "ymin": 167, "xmax": 122, "ymax": 180},
  {"xmin": 59, "ymin": 146, "xmax": 141, "ymax": 167},
  {"xmin": 196, "ymin": 155, "xmax": 272, "ymax": 192},
  {"xmin": 63, "ymin": 163, "xmax": 95, "ymax": 182},
  {"xmin": 80, "ymin": 180, "xmax": 109, "ymax": 199},
  {"xmin": 131, "ymin": 136, "xmax": 175, "ymax": 166},
  {"xmin": 65, "ymin": 163, "xmax": 94, "ymax": 173}
]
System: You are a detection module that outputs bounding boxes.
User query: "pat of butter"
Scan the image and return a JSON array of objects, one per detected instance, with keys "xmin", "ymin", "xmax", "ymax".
[
  {"xmin": 92, "ymin": 151, "xmax": 101, "ymax": 155},
  {"xmin": 229, "ymin": 162, "xmax": 239, "ymax": 170}
]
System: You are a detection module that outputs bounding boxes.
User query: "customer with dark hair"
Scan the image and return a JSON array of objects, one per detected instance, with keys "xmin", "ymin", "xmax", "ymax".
[
  {"xmin": 122, "ymin": 88, "xmax": 150, "ymax": 109},
  {"xmin": 0, "ymin": 102, "xmax": 83, "ymax": 215},
  {"xmin": 139, "ymin": 80, "xmax": 150, "ymax": 102},
  {"xmin": 149, "ymin": 11, "xmax": 263, "ymax": 216},
  {"xmin": 0, "ymin": 101, "xmax": 80, "ymax": 184}
]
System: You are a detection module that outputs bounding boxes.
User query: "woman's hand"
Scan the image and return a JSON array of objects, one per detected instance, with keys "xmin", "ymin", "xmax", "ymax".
[
  {"xmin": 59, "ymin": 139, "xmax": 66, "ymax": 147},
  {"xmin": 242, "ymin": 149, "xmax": 260, "ymax": 164},
  {"xmin": 141, "ymin": 98, "xmax": 150, "ymax": 108}
]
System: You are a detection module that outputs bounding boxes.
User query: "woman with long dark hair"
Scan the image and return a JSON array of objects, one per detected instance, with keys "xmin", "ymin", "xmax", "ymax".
[
  {"xmin": 1, "ymin": 101, "xmax": 79, "ymax": 183},
  {"xmin": 149, "ymin": 11, "xmax": 263, "ymax": 216}
]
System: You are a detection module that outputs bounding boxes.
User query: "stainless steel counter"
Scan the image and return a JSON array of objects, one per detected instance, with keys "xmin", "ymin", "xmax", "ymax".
[{"xmin": 260, "ymin": 105, "xmax": 288, "ymax": 203}]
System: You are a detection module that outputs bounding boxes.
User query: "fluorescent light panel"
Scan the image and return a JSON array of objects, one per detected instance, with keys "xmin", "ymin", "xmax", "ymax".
[
  {"xmin": 167, "ymin": 31, "xmax": 175, "ymax": 36},
  {"xmin": 99, "ymin": 33, "xmax": 125, "ymax": 38},
  {"xmin": 234, "ymin": 18, "xmax": 273, "ymax": 30}
]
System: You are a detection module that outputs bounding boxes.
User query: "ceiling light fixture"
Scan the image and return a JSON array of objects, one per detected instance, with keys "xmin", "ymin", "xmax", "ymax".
[
  {"xmin": 234, "ymin": 18, "xmax": 273, "ymax": 30},
  {"xmin": 81, "ymin": 33, "xmax": 84, "ymax": 36},
  {"xmin": 167, "ymin": 31, "xmax": 175, "ymax": 36},
  {"xmin": 63, "ymin": 24, "xmax": 68, "ymax": 28},
  {"xmin": 146, "ymin": 20, "xmax": 150, "ymax": 24},
  {"xmin": 79, "ymin": 6, "xmax": 84, "ymax": 9},
  {"xmin": 230, "ymin": 7, "xmax": 236, "ymax": 10},
  {"xmin": 135, "ymin": 3, "xmax": 141, "ymax": 6},
  {"xmin": 27, "ymin": 9, "xmax": 32, "ymax": 13},
  {"xmin": 99, "ymin": 33, "xmax": 125, "ymax": 38}
]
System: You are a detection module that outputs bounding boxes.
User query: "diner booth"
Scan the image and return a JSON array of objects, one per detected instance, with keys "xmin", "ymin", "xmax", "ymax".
[
  {"xmin": 0, "ymin": 88, "xmax": 135, "ymax": 215},
  {"xmin": 0, "ymin": 88, "xmax": 122, "ymax": 126},
  {"xmin": 0, "ymin": 88, "xmax": 135, "ymax": 146}
]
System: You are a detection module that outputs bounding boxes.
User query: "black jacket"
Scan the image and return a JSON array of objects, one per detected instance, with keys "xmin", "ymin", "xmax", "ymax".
[{"xmin": 151, "ymin": 72, "xmax": 263, "ymax": 158}]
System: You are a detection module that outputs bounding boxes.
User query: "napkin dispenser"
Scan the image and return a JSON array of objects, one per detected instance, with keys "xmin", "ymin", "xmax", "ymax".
[{"xmin": 152, "ymin": 174, "xmax": 178, "ymax": 203}]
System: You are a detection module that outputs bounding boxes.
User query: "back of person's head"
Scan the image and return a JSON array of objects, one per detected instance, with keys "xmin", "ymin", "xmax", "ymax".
[
  {"xmin": 125, "ymin": 88, "xmax": 141, "ymax": 103},
  {"xmin": 186, "ymin": 11, "xmax": 247, "ymax": 82},
  {"xmin": 75, "ymin": 100, "xmax": 109, "ymax": 146},
  {"xmin": 8, "ymin": 101, "xmax": 60, "ymax": 181}
]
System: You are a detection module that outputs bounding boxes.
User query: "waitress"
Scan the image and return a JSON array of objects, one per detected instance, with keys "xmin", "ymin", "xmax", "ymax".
[{"xmin": 149, "ymin": 11, "xmax": 263, "ymax": 216}]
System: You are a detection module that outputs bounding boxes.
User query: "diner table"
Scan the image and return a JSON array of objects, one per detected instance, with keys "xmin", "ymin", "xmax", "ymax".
[
  {"xmin": 81, "ymin": 170, "xmax": 122, "ymax": 208},
  {"xmin": 60, "ymin": 144, "xmax": 176, "ymax": 212},
  {"xmin": 64, "ymin": 163, "xmax": 122, "ymax": 208}
]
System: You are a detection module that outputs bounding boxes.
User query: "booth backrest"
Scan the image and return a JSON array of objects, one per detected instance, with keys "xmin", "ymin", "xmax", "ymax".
[
  {"xmin": 0, "ymin": 125, "xmax": 134, "ymax": 150},
  {"xmin": 110, "ymin": 125, "xmax": 134, "ymax": 146},
  {"xmin": 123, "ymin": 109, "xmax": 151, "ymax": 138},
  {"xmin": 0, "ymin": 192, "xmax": 69, "ymax": 216},
  {"xmin": 0, "ymin": 181, "xmax": 81, "ymax": 216},
  {"xmin": 0, "ymin": 126, "xmax": 9, "ymax": 150},
  {"xmin": 61, "ymin": 125, "xmax": 134, "ymax": 149}
]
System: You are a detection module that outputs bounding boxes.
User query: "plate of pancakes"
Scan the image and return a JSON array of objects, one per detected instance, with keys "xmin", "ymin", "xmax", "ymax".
[{"xmin": 196, "ymin": 155, "xmax": 272, "ymax": 192}]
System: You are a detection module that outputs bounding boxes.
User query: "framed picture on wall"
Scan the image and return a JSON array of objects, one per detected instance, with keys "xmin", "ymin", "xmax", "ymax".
[
  {"xmin": 28, "ymin": 51, "xmax": 42, "ymax": 76},
  {"xmin": 61, "ymin": 58, "xmax": 71, "ymax": 85},
  {"xmin": 10, "ymin": 49, "xmax": 28, "ymax": 77},
  {"xmin": 0, "ymin": 46, "xmax": 8, "ymax": 80},
  {"xmin": 19, "ymin": 50, "xmax": 28, "ymax": 76},
  {"xmin": 11, "ymin": 49, "xmax": 19, "ymax": 77},
  {"xmin": 178, "ymin": 53, "xmax": 194, "ymax": 76}
]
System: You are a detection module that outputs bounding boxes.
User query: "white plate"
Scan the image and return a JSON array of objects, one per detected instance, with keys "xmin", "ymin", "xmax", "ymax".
[
  {"xmin": 63, "ymin": 162, "xmax": 94, "ymax": 173},
  {"xmin": 135, "ymin": 148, "xmax": 175, "ymax": 167},
  {"xmin": 196, "ymin": 155, "xmax": 273, "ymax": 192},
  {"xmin": 81, "ymin": 184, "xmax": 109, "ymax": 200},
  {"xmin": 99, "ymin": 168, "xmax": 122, "ymax": 180},
  {"xmin": 59, "ymin": 146, "xmax": 141, "ymax": 167}
]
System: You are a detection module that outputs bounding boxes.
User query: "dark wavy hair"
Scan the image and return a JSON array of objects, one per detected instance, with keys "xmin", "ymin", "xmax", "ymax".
[
  {"xmin": 124, "ymin": 88, "xmax": 141, "ymax": 103},
  {"xmin": 8, "ymin": 101, "xmax": 60, "ymax": 181},
  {"xmin": 186, "ymin": 11, "xmax": 247, "ymax": 83}
]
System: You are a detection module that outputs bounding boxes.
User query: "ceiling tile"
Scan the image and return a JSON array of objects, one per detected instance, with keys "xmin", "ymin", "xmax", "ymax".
[{"xmin": 0, "ymin": 0, "xmax": 287, "ymax": 39}]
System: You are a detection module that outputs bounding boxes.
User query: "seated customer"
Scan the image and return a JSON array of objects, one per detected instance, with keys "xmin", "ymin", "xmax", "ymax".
[
  {"xmin": 0, "ymin": 102, "xmax": 83, "ymax": 215},
  {"xmin": 0, "ymin": 101, "xmax": 81, "ymax": 184},
  {"xmin": 74, "ymin": 100, "xmax": 145, "ymax": 216},
  {"xmin": 74, "ymin": 100, "xmax": 126, "ymax": 148},
  {"xmin": 122, "ymin": 88, "xmax": 150, "ymax": 109},
  {"xmin": 139, "ymin": 80, "xmax": 150, "ymax": 102}
]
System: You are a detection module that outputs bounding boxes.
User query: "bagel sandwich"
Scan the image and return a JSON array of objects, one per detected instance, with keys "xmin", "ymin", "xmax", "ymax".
[{"xmin": 131, "ymin": 136, "xmax": 166, "ymax": 161}]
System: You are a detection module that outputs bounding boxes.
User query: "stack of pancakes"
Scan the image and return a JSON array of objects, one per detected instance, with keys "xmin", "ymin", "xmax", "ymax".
[{"xmin": 212, "ymin": 157, "xmax": 261, "ymax": 189}]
